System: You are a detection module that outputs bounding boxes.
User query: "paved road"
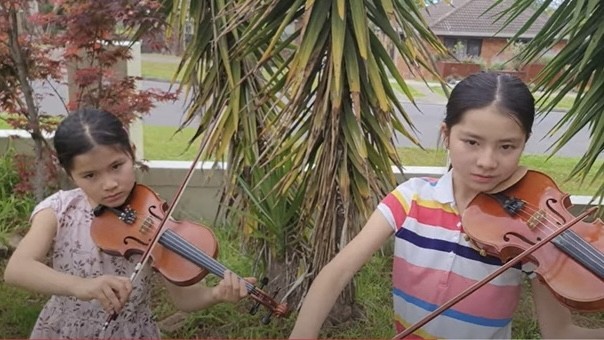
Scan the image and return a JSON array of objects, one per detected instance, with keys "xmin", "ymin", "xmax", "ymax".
[{"xmin": 34, "ymin": 79, "xmax": 596, "ymax": 158}]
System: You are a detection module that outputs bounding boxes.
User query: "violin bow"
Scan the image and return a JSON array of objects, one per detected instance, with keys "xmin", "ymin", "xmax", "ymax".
[{"xmin": 392, "ymin": 206, "xmax": 598, "ymax": 339}]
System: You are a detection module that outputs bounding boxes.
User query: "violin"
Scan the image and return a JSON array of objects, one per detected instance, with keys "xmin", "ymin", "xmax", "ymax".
[
  {"xmin": 462, "ymin": 169, "xmax": 604, "ymax": 311},
  {"xmin": 90, "ymin": 183, "xmax": 289, "ymax": 324},
  {"xmin": 393, "ymin": 169, "xmax": 604, "ymax": 339}
]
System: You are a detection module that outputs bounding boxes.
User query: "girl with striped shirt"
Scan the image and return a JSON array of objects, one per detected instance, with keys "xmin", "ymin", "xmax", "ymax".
[{"xmin": 290, "ymin": 72, "xmax": 604, "ymax": 339}]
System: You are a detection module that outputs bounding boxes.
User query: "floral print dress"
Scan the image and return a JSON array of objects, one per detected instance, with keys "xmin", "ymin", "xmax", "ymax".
[{"xmin": 30, "ymin": 188, "xmax": 160, "ymax": 339}]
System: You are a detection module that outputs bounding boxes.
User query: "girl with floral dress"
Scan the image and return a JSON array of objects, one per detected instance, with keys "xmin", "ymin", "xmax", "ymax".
[{"xmin": 4, "ymin": 108, "xmax": 253, "ymax": 338}]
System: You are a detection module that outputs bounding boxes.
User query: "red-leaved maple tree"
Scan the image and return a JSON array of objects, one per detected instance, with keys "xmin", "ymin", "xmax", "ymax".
[{"xmin": 0, "ymin": 0, "xmax": 177, "ymax": 201}]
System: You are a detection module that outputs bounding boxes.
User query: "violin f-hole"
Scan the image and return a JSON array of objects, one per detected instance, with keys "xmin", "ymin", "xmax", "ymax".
[
  {"xmin": 503, "ymin": 231, "xmax": 539, "ymax": 246},
  {"xmin": 545, "ymin": 197, "xmax": 567, "ymax": 226}
]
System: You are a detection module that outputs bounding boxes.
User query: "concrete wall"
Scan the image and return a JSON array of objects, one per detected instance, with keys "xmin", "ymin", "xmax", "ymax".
[
  {"xmin": 1, "ymin": 129, "xmax": 599, "ymax": 223},
  {"xmin": 136, "ymin": 160, "xmax": 227, "ymax": 222},
  {"xmin": 0, "ymin": 130, "xmax": 55, "ymax": 155}
]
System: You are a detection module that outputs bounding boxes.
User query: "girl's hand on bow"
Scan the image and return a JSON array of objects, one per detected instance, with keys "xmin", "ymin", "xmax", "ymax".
[
  {"xmin": 73, "ymin": 275, "xmax": 132, "ymax": 314},
  {"xmin": 213, "ymin": 270, "xmax": 256, "ymax": 304}
]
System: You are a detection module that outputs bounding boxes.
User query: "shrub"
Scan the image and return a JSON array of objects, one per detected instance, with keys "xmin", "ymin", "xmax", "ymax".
[{"xmin": 0, "ymin": 149, "xmax": 37, "ymax": 246}]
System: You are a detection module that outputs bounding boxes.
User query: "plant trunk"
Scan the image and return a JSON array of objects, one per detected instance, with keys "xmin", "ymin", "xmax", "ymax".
[
  {"xmin": 8, "ymin": 5, "xmax": 48, "ymax": 202},
  {"xmin": 324, "ymin": 190, "xmax": 358, "ymax": 321}
]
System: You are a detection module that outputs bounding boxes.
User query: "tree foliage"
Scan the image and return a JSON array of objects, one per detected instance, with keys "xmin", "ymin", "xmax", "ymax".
[
  {"xmin": 0, "ymin": 0, "xmax": 176, "ymax": 199},
  {"xmin": 162, "ymin": 0, "xmax": 448, "ymax": 314}
]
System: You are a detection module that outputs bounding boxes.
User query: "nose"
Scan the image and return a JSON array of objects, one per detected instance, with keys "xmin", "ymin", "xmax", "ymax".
[
  {"xmin": 476, "ymin": 148, "xmax": 497, "ymax": 169},
  {"xmin": 102, "ymin": 176, "xmax": 119, "ymax": 191}
]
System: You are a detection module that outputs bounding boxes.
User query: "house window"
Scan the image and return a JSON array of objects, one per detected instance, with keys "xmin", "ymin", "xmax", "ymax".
[{"xmin": 444, "ymin": 38, "xmax": 482, "ymax": 58}]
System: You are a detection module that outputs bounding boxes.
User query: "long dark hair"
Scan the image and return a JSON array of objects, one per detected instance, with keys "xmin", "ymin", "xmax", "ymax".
[
  {"xmin": 444, "ymin": 72, "xmax": 535, "ymax": 139},
  {"xmin": 54, "ymin": 108, "xmax": 134, "ymax": 174}
]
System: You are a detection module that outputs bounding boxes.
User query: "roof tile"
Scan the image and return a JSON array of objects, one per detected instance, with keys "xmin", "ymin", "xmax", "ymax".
[{"xmin": 424, "ymin": 0, "xmax": 549, "ymax": 38}]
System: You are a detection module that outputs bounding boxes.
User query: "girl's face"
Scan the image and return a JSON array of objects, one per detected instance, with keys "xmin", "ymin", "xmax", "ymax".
[
  {"xmin": 442, "ymin": 104, "xmax": 527, "ymax": 204},
  {"xmin": 69, "ymin": 145, "xmax": 136, "ymax": 208}
]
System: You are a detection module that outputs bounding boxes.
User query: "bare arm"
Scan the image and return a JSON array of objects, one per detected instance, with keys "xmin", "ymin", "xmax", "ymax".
[
  {"xmin": 163, "ymin": 270, "xmax": 254, "ymax": 312},
  {"xmin": 532, "ymin": 278, "xmax": 604, "ymax": 338},
  {"xmin": 4, "ymin": 208, "xmax": 131, "ymax": 314},
  {"xmin": 289, "ymin": 210, "xmax": 394, "ymax": 339},
  {"xmin": 4, "ymin": 208, "xmax": 81, "ymax": 295}
]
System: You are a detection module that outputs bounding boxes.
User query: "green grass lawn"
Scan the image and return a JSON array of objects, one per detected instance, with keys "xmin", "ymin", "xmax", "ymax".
[
  {"xmin": 143, "ymin": 125, "xmax": 200, "ymax": 160},
  {"xmin": 142, "ymin": 60, "xmax": 183, "ymax": 82}
]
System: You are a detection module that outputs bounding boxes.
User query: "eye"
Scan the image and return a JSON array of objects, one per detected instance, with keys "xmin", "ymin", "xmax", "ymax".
[
  {"xmin": 112, "ymin": 162, "xmax": 124, "ymax": 170},
  {"xmin": 463, "ymin": 139, "xmax": 478, "ymax": 146},
  {"xmin": 83, "ymin": 173, "xmax": 95, "ymax": 179},
  {"xmin": 501, "ymin": 144, "xmax": 517, "ymax": 150}
]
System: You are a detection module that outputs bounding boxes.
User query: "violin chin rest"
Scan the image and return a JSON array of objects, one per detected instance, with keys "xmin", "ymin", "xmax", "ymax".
[{"xmin": 485, "ymin": 166, "xmax": 528, "ymax": 194}]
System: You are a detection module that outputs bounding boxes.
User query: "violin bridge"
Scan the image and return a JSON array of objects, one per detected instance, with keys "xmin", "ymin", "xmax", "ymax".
[
  {"xmin": 526, "ymin": 210, "xmax": 546, "ymax": 229},
  {"xmin": 140, "ymin": 217, "xmax": 154, "ymax": 234}
]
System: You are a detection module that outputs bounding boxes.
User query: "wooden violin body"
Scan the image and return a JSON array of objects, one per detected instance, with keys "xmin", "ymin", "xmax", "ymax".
[
  {"xmin": 91, "ymin": 184, "xmax": 217, "ymax": 286},
  {"xmin": 462, "ymin": 170, "xmax": 604, "ymax": 311},
  {"xmin": 90, "ymin": 184, "xmax": 289, "ymax": 320}
]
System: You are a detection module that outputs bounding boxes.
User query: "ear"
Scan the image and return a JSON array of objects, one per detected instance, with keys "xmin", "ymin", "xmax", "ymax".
[{"xmin": 440, "ymin": 122, "xmax": 450, "ymax": 148}]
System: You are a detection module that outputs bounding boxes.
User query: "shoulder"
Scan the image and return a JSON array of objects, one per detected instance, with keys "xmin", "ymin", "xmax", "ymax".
[
  {"xmin": 31, "ymin": 188, "xmax": 88, "ymax": 220},
  {"xmin": 401, "ymin": 176, "xmax": 440, "ymax": 189},
  {"xmin": 391, "ymin": 176, "xmax": 441, "ymax": 200},
  {"xmin": 377, "ymin": 176, "xmax": 441, "ymax": 231}
]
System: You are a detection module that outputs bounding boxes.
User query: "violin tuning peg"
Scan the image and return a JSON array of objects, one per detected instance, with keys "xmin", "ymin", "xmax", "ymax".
[
  {"xmin": 479, "ymin": 249, "xmax": 487, "ymax": 257},
  {"xmin": 249, "ymin": 277, "xmax": 270, "ymax": 315},
  {"xmin": 261, "ymin": 312, "xmax": 273, "ymax": 325},
  {"xmin": 464, "ymin": 235, "xmax": 470, "ymax": 241},
  {"xmin": 249, "ymin": 302, "xmax": 260, "ymax": 315}
]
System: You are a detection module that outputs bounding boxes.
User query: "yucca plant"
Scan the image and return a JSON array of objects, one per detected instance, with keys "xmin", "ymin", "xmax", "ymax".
[
  {"xmin": 496, "ymin": 0, "xmax": 604, "ymax": 203},
  {"xmin": 161, "ymin": 0, "xmax": 447, "ymax": 319}
]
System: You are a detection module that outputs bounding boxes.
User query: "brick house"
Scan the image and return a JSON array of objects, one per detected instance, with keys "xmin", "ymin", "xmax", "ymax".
[{"xmin": 397, "ymin": 0, "xmax": 566, "ymax": 82}]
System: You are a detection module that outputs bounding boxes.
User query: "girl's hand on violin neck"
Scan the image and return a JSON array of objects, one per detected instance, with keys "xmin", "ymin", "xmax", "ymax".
[
  {"xmin": 212, "ymin": 270, "xmax": 256, "ymax": 304},
  {"xmin": 73, "ymin": 275, "xmax": 132, "ymax": 314}
]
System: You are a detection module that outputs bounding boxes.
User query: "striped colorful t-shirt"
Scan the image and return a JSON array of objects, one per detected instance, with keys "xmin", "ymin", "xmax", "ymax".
[{"xmin": 377, "ymin": 170, "xmax": 530, "ymax": 339}]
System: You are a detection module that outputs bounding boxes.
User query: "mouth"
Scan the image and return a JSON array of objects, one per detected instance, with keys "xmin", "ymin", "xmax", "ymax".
[
  {"xmin": 471, "ymin": 174, "xmax": 496, "ymax": 184},
  {"xmin": 103, "ymin": 192, "xmax": 124, "ymax": 204}
]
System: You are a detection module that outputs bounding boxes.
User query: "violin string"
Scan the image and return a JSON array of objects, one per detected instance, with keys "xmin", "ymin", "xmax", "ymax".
[
  {"xmin": 512, "ymin": 203, "xmax": 601, "ymax": 258},
  {"xmin": 146, "ymin": 221, "xmax": 226, "ymax": 277},
  {"xmin": 504, "ymin": 201, "xmax": 604, "ymax": 272},
  {"xmin": 158, "ymin": 229, "xmax": 257, "ymax": 292},
  {"xmin": 514, "ymin": 203, "xmax": 601, "ymax": 259},
  {"xmin": 555, "ymin": 229, "xmax": 604, "ymax": 274},
  {"xmin": 481, "ymin": 202, "xmax": 604, "ymax": 278}
]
